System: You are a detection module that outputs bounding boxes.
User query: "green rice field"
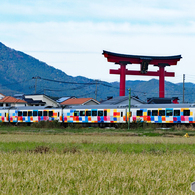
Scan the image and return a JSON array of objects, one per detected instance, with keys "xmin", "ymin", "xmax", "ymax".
[{"xmin": 0, "ymin": 127, "xmax": 195, "ymax": 194}]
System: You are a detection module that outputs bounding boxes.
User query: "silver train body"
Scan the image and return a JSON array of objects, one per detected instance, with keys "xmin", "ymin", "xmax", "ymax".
[{"xmin": 0, "ymin": 103, "xmax": 195, "ymax": 125}]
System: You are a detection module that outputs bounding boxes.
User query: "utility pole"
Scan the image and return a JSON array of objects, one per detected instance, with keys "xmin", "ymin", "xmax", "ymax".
[
  {"xmin": 183, "ymin": 74, "xmax": 185, "ymax": 103},
  {"xmin": 32, "ymin": 76, "xmax": 41, "ymax": 94},
  {"xmin": 128, "ymin": 88, "xmax": 131, "ymax": 130}
]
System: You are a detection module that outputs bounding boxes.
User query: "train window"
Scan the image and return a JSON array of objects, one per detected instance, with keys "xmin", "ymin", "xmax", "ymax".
[
  {"xmin": 104, "ymin": 111, "xmax": 107, "ymax": 116},
  {"xmin": 5, "ymin": 113, "xmax": 6, "ymax": 117},
  {"xmin": 58, "ymin": 112, "xmax": 59, "ymax": 117},
  {"xmin": 98, "ymin": 111, "xmax": 103, "ymax": 116},
  {"xmin": 43, "ymin": 111, "xmax": 48, "ymax": 116},
  {"xmin": 33, "ymin": 111, "xmax": 38, "ymax": 116},
  {"xmin": 147, "ymin": 110, "xmax": 151, "ymax": 116},
  {"xmin": 23, "ymin": 111, "xmax": 27, "ymax": 117},
  {"xmin": 74, "ymin": 111, "xmax": 79, "ymax": 116},
  {"xmin": 174, "ymin": 110, "xmax": 180, "ymax": 116},
  {"xmin": 18, "ymin": 111, "xmax": 22, "ymax": 116},
  {"xmin": 121, "ymin": 112, "xmax": 123, "ymax": 117},
  {"xmin": 80, "ymin": 111, "xmax": 85, "ymax": 116},
  {"xmin": 49, "ymin": 111, "xmax": 53, "ymax": 117},
  {"xmin": 152, "ymin": 110, "xmax": 158, "ymax": 116},
  {"xmin": 166, "ymin": 110, "xmax": 173, "ymax": 116},
  {"xmin": 28, "ymin": 111, "xmax": 32, "ymax": 117},
  {"xmin": 92, "ymin": 111, "xmax": 97, "ymax": 116},
  {"xmin": 137, "ymin": 110, "xmax": 143, "ymax": 116},
  {"xmin": 159, "ymin": 110, "xmax": 165, "ymax": 116},
  {"xmin": 86, "ymin": 111, "xmax": 91, "ymax": 116},
  {"xmin": 183, "ymin": 110, "xmax": 190, "ymax": 116},
  {"xmin": 38, "ymin": 111, "xmax": 42, "ymax": 117}
]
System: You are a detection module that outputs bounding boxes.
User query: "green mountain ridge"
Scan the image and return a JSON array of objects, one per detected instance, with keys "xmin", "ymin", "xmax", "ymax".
[{"xmin": 0, "ymin": 42, "xmax": 193, "ymax": 102}]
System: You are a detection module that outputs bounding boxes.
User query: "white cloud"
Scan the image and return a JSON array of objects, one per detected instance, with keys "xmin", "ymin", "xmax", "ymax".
[
  {"xmin": 1, "ymin": 0, "xmax": 195, "ymax": 25},
  {"xmin": 0, "ymin": 0, "xmax": 195, "ymax": 85},
  {"xmin": 0, "ymin": 21, "xmax": 194, "ymax": 84}
]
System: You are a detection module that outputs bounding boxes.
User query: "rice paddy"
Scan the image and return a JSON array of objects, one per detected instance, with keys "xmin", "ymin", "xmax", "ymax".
[{"xmin": 0, "ymin": 128, "xmax": 195, "ymax": 194}]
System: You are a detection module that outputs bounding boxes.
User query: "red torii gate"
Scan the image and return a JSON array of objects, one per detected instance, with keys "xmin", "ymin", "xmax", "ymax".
[{"xmin": 103, "ymin": 50, "xmax": 182, "ymax": 98}]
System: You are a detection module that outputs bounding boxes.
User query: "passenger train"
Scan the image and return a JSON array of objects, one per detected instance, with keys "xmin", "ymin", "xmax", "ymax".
[{"xmin": 0, "ymin": 103, "xmax": 195, "ymax": 126}]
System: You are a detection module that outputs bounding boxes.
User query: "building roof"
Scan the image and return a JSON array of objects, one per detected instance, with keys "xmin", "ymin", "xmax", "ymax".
[
  {"xmin": 24, "ymin": 98, "xmax": 45, "ymax": 105},
  {"xmin": 56, "ymin": 97, "xmax": 75, "ymax": 103},
  {"xmin": 0, "ymin": 93, "xmax": 5, "ymax": 96},
  {"xmin": 61, "ymin": 98, "xmax": 99, "ymax": 105},
  {"xmin": 147, "ymin": 97, "xmax": 179, "ymax": 104},
  {"xmin": 100, "ymin": 96, "xmax": 145, "ymax": 105},
  {"xmin": 0, "ymin": 96, "xmax": 26, "ymax": 103}
]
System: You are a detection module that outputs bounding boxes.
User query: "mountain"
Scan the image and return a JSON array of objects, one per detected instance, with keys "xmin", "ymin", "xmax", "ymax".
[{"xmin": 0, "ymin": 42, "xmax": 193, "ymax": 102}]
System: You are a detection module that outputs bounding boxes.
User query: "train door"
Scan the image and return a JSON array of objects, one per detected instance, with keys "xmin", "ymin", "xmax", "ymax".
[
  {"xmin": 117, "ymin": 109, "xmax": 126, "ymax": 123},
  {"xmin": 9, "ymin": 108, "xmax": 18, "ymax": 123},
  {"xmin": 0, "ymin": 108, "xmax": 9, "ymax": 123}
]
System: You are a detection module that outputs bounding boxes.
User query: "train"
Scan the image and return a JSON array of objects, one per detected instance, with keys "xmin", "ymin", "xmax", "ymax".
[{"xmin": 0, "ymin": 103, "xmax": 195, "ymax": 127}]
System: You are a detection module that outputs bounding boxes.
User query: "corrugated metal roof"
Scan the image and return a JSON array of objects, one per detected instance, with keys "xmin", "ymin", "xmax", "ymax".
[{"xmin": 100, "ymin": 96, "xmax": 145, "ymax": 105}]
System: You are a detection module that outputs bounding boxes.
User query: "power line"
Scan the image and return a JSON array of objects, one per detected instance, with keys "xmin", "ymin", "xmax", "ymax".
[{"xmin": 0, "ymin": 79, "xmax": 32, "ymax": 87}]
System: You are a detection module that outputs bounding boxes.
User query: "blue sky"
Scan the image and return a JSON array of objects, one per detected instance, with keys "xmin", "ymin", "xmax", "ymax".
[{"xmin": 0, "ymin": 0, "xmax": 195, "ymax": 83}]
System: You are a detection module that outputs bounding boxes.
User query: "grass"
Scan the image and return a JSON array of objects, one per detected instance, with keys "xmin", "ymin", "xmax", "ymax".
[
  {"xmin": 1, "ymin": 123, "xmax": 195, "ymax": 137},
  {"xmin": 1, "ymin": 141, "xmax": 195, "ymax": 154}
]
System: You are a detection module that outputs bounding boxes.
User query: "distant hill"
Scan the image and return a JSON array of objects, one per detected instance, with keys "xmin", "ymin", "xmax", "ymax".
[{"xmin": 0, "ymin": 42, "xmax": 193, "ymax": 102}]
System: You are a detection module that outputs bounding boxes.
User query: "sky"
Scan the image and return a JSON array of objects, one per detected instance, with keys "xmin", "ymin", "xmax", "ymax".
[{"xmin": 0, "ymin": 0, "xmax": 195, "ymax": 84}]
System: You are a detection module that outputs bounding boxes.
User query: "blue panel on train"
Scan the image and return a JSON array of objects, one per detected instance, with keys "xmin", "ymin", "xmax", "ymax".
[
  {"xmin": 189, "ymin": 117, "xmax": 193, "ymax": 121},
  {"xmin": 67, "ymin": 113, "xmax": 70, "ymax": 116},
  {"xmin": 113, "ymin": 117, "xmax": 117, "ymax": 121},
  {"xmin": 85, "ymin": 116, "xmax": 88, "ymax": 122},
  {"xmin": 158, "ymin": 116, "xmax": 162, "ymax": 122},
  {"xmin": 151, "ymin": 116, "xmax": 154, "ymax": 121},
  {"xmin": 177, "ymin": 116, "xmax": 181, "ymax": 121}
]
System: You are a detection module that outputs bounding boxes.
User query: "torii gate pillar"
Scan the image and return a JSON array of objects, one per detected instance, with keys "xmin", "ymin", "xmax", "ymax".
[
  {"xmin": 103, "ymin": 50, "xmax": 182, "ymax": 98},
  {"xmin": 159, "ymin": 66, "xmax": 165, "ymax": 98},
  {"xmin": 119, "ymin": 63, "xmax": 127, "ymax": 96}
]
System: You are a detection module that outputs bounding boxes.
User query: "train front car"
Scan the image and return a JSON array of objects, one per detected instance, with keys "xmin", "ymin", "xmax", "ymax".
[
  {"xmin": 130, "ymin": 103, "xmax": 195, "ymax": 124},
  {"xmin": 62, "ymin": 105, "xmax": 126, "ymax": 127},
  {"xmin": 0, "ymin": 107, "xmax": 10, "ymax": 123},
  {"xmin": 15, "ymin": 106, "xmax": 62, "ymax": 123}
]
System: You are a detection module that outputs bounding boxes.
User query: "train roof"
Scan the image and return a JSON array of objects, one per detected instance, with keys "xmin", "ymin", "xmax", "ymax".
[
  {"xmin": 9, "ymin": 106, "xmax": 62, "ymax": 110},
  {"xmin": 65, "ymin": 103, "xmax": 195, "ymax": 110},
  {"xmin": 133, "ymin": 103, "xmax": 195, "ymax": 109}
]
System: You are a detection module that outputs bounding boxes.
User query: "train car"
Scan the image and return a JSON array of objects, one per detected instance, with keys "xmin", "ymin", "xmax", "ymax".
[
  {"xmin": 129, "ymin": 103, "xmax": 195, "ymax": 124},
  {"xmin": 62, "ymin": 105, "xmax": 126, "ymax": 127},
  {"xmin": 0, "ymin": 107, "xmax": 10, "ymax": 122},
  {"xmin": 0, "ymin": 103, "xmax": 194, "ymax": 126},
  {"xmin": 9, "ymin": 106, "xmax": 63, "ymax": 123}
]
